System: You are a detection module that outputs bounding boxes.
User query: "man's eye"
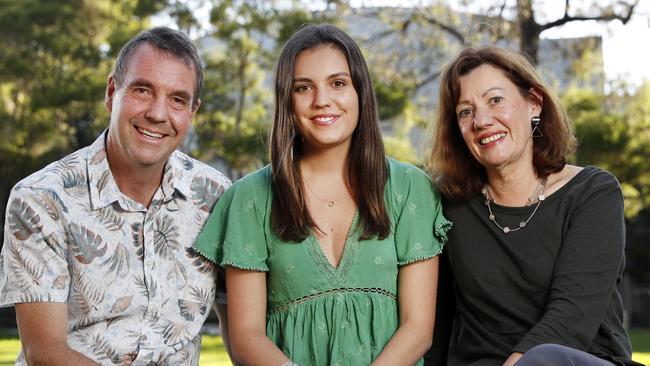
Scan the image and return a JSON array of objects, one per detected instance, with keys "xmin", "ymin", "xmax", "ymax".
[
  {"xmin": 133, "ymin": 87, "xmax": 150, "ymax": 95},
  {"xmin": 169, "ymin": 97, "xmax": 189, "ymax": 110}
]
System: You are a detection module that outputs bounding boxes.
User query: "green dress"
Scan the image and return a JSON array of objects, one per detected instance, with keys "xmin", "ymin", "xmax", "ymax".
[{"xmin": 194, "ymin": 158, "xmax": 451, "ymax": 365}]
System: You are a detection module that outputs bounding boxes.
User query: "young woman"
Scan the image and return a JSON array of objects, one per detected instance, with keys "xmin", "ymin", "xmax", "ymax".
[
  {"xmin": 425, "ymin": 47, "xmax": 640, "ymax": 366},
  {"xmin": 194, "ymin": 24, "xmax": 450, "ymax": 365}
]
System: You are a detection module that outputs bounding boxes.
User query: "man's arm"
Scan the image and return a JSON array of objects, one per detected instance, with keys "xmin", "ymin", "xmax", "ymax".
[{"xmin": 15, "ymin": 302, "xmax": 99, "ymax": 366}]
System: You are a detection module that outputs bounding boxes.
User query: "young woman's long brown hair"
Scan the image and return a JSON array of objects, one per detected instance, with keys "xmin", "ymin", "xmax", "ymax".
[{"xmin": 270, "ymin": 24, "xmax": 390, "ymax": 242}]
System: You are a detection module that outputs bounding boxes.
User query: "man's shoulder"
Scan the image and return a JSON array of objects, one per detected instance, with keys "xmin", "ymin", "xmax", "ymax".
[
  {"xmin": 170, "ymin": 150, "xmax": 231, "ymax": 187},
  {"xmin": 12, "ymin": 146, "xmax": 90, "ymax": 194}
]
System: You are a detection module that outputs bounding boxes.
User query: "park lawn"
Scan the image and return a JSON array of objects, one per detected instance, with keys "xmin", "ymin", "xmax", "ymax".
[{"xmin": 1, "ymin": 330, "xmax": 649, "ymax": 365}]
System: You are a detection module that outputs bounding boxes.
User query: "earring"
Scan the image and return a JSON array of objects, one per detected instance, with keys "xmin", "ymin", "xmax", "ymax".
[{"xmin": 531, "ymin": 116, "xmax": 543, "ymax": 138}]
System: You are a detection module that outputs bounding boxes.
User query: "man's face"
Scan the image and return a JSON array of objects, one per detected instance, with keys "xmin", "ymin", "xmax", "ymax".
[{"xmin": 105, "ymin": 43, "xmax": 200, "ymax": 173}]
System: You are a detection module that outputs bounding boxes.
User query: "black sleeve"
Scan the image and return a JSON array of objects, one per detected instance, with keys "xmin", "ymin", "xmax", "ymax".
[
  {"xmin": 424, "ymin": 250, "xmax": 456, "ymax": 365},
  {"xmin": 514, "ymin": 173, "xmax": 625, "ymax": 352}
]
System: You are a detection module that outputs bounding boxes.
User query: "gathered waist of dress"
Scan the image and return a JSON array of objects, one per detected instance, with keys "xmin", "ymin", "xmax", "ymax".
[{"xmin": 269, "ymin": 287, "xmax": 397, "ymax": 314}]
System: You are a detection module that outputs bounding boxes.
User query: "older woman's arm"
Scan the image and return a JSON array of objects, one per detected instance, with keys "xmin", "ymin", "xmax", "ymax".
[{"xmin": 512, "ymin": 172, "xmax": 625, "ymax": 354}]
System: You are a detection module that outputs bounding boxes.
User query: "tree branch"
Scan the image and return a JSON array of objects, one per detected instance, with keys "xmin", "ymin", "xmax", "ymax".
[{"xmin": 541, "ymin": 0, "xmax": 639, "ymax": 31}]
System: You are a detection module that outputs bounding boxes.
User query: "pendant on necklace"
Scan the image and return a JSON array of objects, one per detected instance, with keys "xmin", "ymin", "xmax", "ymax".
[{"xmin": 328, "ymin": 201, "xmax": 335, "ymax": 207}]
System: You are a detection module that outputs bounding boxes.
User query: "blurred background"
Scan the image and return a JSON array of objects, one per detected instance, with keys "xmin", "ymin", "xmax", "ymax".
[{"xmin": 1, "ymin": 0, "xmax": 649, "ymax": 364}]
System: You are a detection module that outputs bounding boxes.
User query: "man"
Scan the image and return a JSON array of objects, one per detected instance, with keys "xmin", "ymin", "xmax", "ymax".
[{"xmin": 0, "ymin": 27, "xmax": 231, "ymax": 365}]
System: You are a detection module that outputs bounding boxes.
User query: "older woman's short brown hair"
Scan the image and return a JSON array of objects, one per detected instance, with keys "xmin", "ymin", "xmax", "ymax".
[{"xmin": 427, "ymin": 47, "xmax": 576, "ymax": 200}]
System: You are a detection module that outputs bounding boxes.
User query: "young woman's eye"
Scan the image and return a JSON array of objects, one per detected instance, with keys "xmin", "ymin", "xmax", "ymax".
[
  {"xmin": 332, "ymin": 80, "xmax": 346, "ymax": 88},
  {"xmin": 293, "ymin": 84, "xmax": 311, "ymax": 93}
]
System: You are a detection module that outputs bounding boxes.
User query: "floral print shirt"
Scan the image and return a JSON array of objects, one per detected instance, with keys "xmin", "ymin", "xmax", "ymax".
[{"xmin": 0, "ymin": 132, "xmax": 230, "ymax": 365}]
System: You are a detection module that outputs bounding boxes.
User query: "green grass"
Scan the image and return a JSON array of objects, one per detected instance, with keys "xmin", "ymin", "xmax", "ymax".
[{"xmin": 1, "ymin": 330, "xmax": 649, "ymax": 365}]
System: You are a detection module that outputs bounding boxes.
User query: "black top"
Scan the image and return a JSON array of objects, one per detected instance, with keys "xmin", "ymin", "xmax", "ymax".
[{"xmin": 425, "ymin": 166, "xmax": 640, "ymax": 366}]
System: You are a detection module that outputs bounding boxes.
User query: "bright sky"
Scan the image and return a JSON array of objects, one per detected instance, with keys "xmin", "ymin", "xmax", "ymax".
[
  {"xmin": 347, "ymin": 0, "xmax": 650, "ymax": 88},
  {"xmin": 161, "ymin": 1, "xmax": 650, "ymax": 88}
]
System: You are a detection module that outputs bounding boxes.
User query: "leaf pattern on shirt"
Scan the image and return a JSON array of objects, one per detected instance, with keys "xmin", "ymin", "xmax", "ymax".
[
  {"xmin": 89, "ymin": 333, "xmax": 123, "ymax": 364},
  {"xmin": 1, "ymin": 138, "xmax": 228, "ymax": 364},
  {"xmin": 43, "ymin": 232, "xmax": 66, "ymax": 259},
  {"xmin": 89, "ymin": 149, "xmax": 106, "ymax": 165},
  {"xmin": 178, "ymin": 298, "xmax": 206, "ymax": 321},
  {"xmin": 8, "ymin": 245, "xmax": 44, "ymax": 291},
  {"xmin": 39, "ymin": 189, "xmax": 68, "ymax": 221},
  {"xmin": 52, "ymin": 274, "xmax": 68, "ymax": 289},
  {"xmin": 168, "ymin": 258, "xmax": 188, "ymax": 287},
  {"xmin": 130, "ymin": 222, "xmax": 144, "ymax": 259},
  {"xmin": 96, "ymin": 170, "xmax": 111, "ymax": 196},
  {"xmin": 7, "ymin": 197, "xmax": 43, "ymax": 240},
  {"xmin": 185, "ymin": 247, "xmax": 215, "ymax": 273},
  {"xmin": 94, "ymin": 206, "xmax": 125, "ymax": 231},
  {"xmin": 67, "ymin": 223, "xmax": 108, "ymax": 264},
  {"xmin": 102, "ymin": 243, "xmax": 130, "ymax": 278},
  {"xmin": 69, "ymin": 262, "xmax": 105, "ymax": 325},
  {"xmin": 15, "ymin": 292, "xmax": 55, "ymax": 303},
  {"xmin": 178, "ymin": 155, "xmax": 194, "ymax": 171},
  {"xmin": 159, "ymin": 320, "xmax": 191, "ymax": 345},
  {"xmin": 62, "ymin": 169, "xmax": 87, "ymax": 198},
  {"xmin": 109, "ymin": 295, "xmax": 133, "ymax": 314},
  {"xmin": 190, "ymin": 177, "xmax": 224, "ymax": 212},
  {"xmin": 177, "ymin": 286, "xmax": 211, "ymax": 321},
  {"xmin": 153, "ymin": 215, "xmax": 180, "ymax": 259},
  {"xmin": 134, "ymin": 274, "xmax": 158, "ymax": 298}
]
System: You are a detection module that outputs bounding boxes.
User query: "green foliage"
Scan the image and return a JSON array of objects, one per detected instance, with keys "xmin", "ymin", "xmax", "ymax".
[
  {"xmin": 0, "ymin": 0, "xmax": 166, "ymax": 245},
  {"xmin": 564, "ymin": 85, "xmax": 650, "ymax": 218}
]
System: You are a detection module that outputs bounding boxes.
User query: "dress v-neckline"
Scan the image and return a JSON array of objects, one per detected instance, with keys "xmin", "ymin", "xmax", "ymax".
[{"xmin": 307, "ymin": 210, "xmax": 359, "ymax": 279}]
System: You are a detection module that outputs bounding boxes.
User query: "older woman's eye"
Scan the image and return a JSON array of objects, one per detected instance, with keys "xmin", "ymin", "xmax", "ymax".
[
  {"xmin": 489, "ymin": 96, "xmax": 503, "ymax": 104},
  {"xmin": 457, "ymin": 108, "xmax": 472, "ymax": 119}
]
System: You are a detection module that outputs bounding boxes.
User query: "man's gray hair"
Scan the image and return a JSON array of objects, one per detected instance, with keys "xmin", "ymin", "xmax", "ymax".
[{"xmin": 111, "ymin": 27, "xmax": 203, "ymax": 107}]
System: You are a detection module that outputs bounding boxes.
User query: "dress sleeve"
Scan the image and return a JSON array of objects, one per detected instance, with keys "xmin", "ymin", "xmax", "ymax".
[
  {"xmin": 0, "ymin": 187, "xmax": 70, "ymax": 305},
  {"xmin": 513, "ymin": 172, "xmax": 625, "ymax": 352},
  {"xmin": 193, "ymin": 178, "xmax": 269, "ymax": 272},
  {"xmin": 392, "ymin": 165, "xmax": 452, "ymax": 266}
]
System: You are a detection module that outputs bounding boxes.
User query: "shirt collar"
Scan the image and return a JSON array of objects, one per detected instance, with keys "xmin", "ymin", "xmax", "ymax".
[{"xmin": 86, "ymin": 131, "xmax": 193, "ymax": 211}]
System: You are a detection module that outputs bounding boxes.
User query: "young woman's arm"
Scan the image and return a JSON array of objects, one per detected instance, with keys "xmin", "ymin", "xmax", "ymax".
[
  {"xmin": 372, "ymin": 256, "xmax": 439, "ymax": 366},
  {"xmin": 226, "ymin": 267, "xmax": 292, "ymax": 366}
]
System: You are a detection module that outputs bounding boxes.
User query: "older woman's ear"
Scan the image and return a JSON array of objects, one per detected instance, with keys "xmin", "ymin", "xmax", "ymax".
[{"xmin": 528, "ymin": 87, "xmax": 543, "ymax": 114}]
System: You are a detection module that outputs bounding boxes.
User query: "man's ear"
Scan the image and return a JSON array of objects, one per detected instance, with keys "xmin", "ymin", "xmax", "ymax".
[
  {"xmin": 192, "ymin": 98, "xmax": 201, "ymax": 114},
  {"xmin": 105, "ymin": 75, "xmax": 116, "ymax": 113}
]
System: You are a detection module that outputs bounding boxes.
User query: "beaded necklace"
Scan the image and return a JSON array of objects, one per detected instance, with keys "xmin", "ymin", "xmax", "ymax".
[{"xmin": 482, "ymin": 177, "xmax": 547, "ymax": 234}]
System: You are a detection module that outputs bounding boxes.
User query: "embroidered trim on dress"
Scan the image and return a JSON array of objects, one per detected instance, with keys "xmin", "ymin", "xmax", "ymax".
[
  {"xmin": 270, "ymin": 287, "xmax": 396, "ymax": 314},
  {"xmin": 397, "ymin": 249, "xmax": 443, "ymax": 266},
  {"xmin": 305, "ymin": 211, "xmax": 359, "ymax": 286}
]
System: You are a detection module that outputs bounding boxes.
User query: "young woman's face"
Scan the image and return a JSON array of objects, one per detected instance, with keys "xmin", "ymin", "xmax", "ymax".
[
  {"xmin": 292, "ymin": 44, "xmax": 359, "ymax": 152},
  {"xmin": 455, "ymin": 64, "xmax": 541, "ymax": 172}
]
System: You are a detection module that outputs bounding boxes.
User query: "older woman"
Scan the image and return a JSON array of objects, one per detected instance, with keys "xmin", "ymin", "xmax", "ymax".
[{"xmin": 426, "ymin": 47, "xmax": 640, "ymax": 366}]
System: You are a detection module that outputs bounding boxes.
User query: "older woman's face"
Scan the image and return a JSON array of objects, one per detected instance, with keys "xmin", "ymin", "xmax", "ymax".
[{"xmin": 455, "ymin": 64, "xmax": 541, "ymax": 173}]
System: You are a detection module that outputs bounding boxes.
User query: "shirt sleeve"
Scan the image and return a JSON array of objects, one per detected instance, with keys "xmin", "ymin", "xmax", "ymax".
[
  {"xmin": 391, "ymin": 163, "xmax": 452, "ymax": 266},
  {"xmin": 1, "ymin": 187, "xmax": 70, "ymax": 306},
  {"xmin": 193, "ymin": 177, "xmax": 269, "ymax": 272},
  {"xmin": 513, "ymin": 172, "xmax": 625, "ymax": 352}
]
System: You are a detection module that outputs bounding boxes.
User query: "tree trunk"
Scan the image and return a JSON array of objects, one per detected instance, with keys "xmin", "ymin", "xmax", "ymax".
[{"xmin": 517, "ymin": 0, "xmax": 542, "ymax": 65}]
